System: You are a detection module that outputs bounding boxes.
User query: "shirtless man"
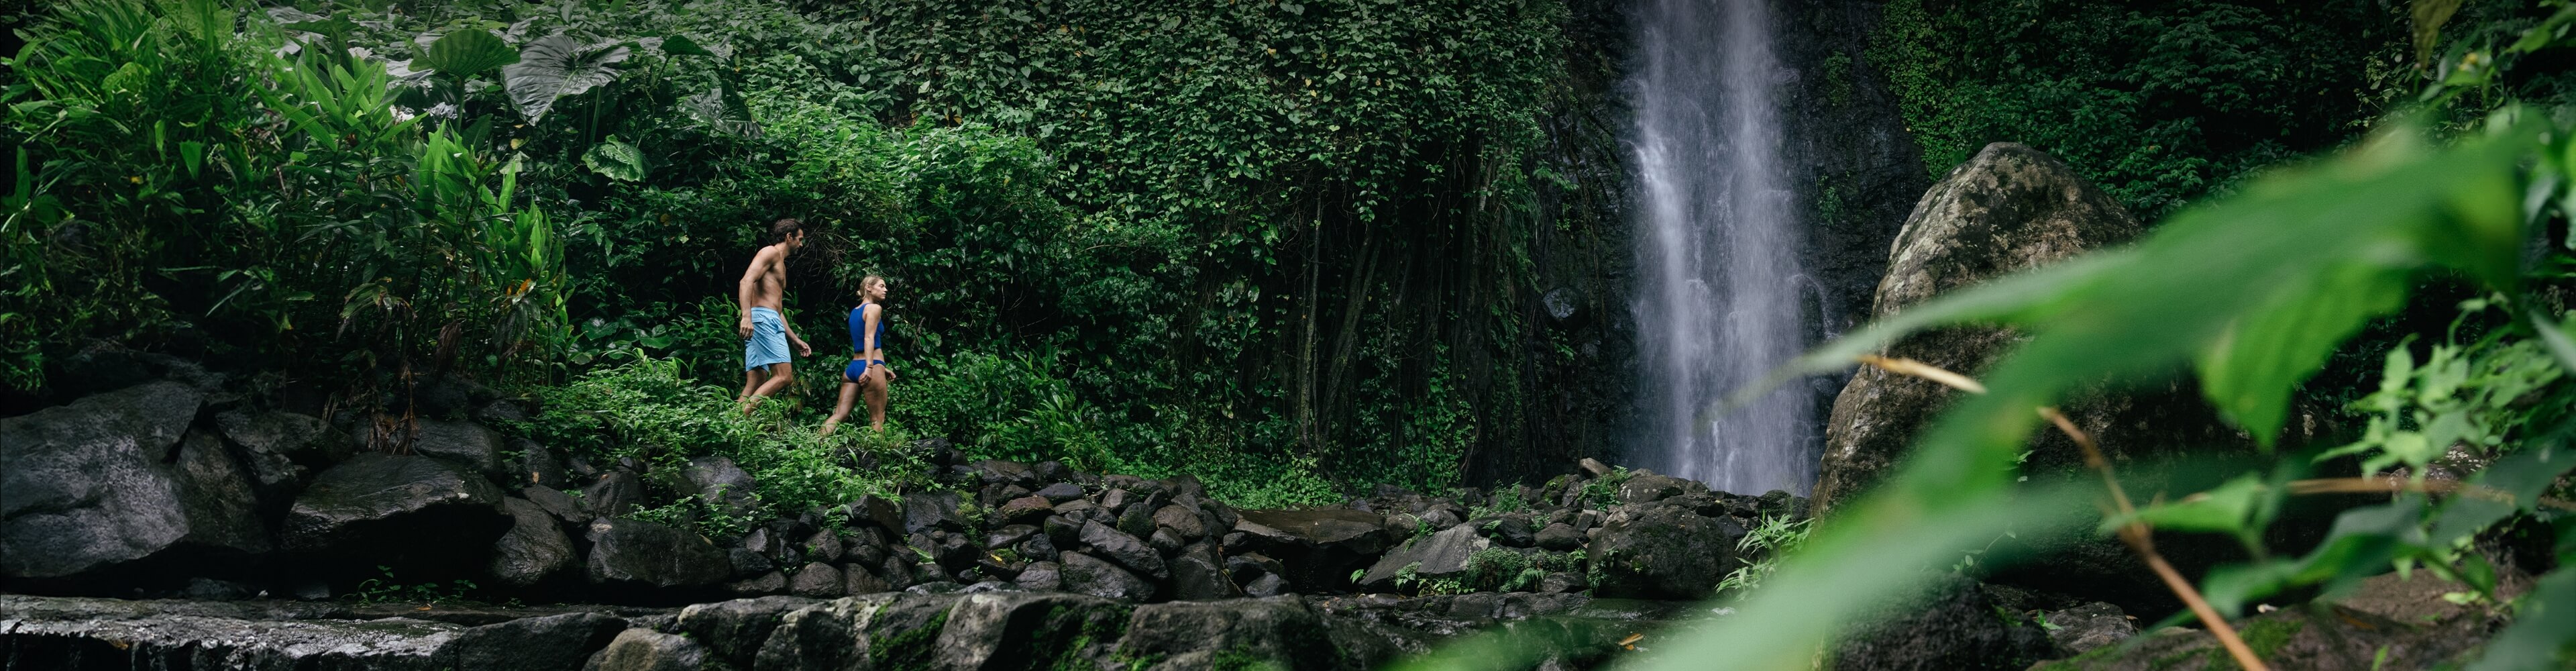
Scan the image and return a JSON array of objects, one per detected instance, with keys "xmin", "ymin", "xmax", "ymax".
[{"xmin": 736, "ymin": 218, "xmax": 814, "ymax": 414}]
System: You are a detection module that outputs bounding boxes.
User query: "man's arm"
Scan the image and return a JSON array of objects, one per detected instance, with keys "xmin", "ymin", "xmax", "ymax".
[
  {"xmin": 782, "ymin": 308, "xmax": 812, "ymax": 356},
  {"xmin": 735, "ymin": 246, "xmax": 773, "ymax": 338}
]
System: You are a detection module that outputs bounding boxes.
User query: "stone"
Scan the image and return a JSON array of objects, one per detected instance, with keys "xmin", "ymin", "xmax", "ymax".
[
  {"xmin": 409, "ymin": 419, "xmax": 505, "ymax": 479},
  {"xmin": 1079, "ymin": 520, "xmax": 1169, "ymax": 580},
  {"xmin": 1, "ymin": 382, "xmax": 270, "ymax": 580},
  {"xmin": 451, "ymin": 611, "xmax": 626, "ymax": 671},
  {"xmin": 1384, "ymin": 513, "xmax": 1424, "ymax": 537},
  {"xmin": 844, "ymin": 564, "xmax": 892, "ymax": 595},
  {"xmin": 934, "ymin": 591, "xmax": 1125, "ymax": 670},
  {"xmin": 2024, "ymin": 601, "xmax": 2480, "ymax": 671},
  {"xmin": 788, "ymin": 562, "xmax": 845, "ymax": 598},
  {"xmin": 215, "ymin": 415, "xmax": 313, "ymax": 500},
  {"xmin": 750, "ymin": 594, "xmax": 899, "ymax": 670},
  {"xmin": 1015, "ymin": 562, "xmax": 1063, "ymax": 590},
  {"xmin": 675, "ymin": 595, "xmax": 817, "ymax": 668},
  {"xmin": 0, "ymin": 595, "xmax": 462, "ymax": 668},
  {"xmin": 996, "ymin": 495, "xmax": 1055, "ymax": 525},
  {"xmin": 1358, "ymin": 524, "xmax": 1489, "ymax": 591},
  {"xmin": 474, "ymin": 399, "xmax": 531, "ymax": 424},
  {"xmin": 1489, "ymin": 515, "xmax": 1537, "ymax": 548},
  {"xmin": 1829, "ymin": 576, "xmax": 2056, "ymax": 671},
  {"xmin": 284, "ymin": 454, "xmax": 508, "ymax": 568},
  {"xmin": 1034, "ymin": 482, "xmax": 1085, "ymax": 503},
  {"xmin": 1226, "ymin": 553, "xmax": 1288, "ymax": 586},
  {"xmin": 729, "ymin": 571, "xmax": 786, "ymax": 595},
  {"xmin": 583, "ymin": 628, "xmax": 712, "ymax": 671},
  {"xmin": 2041, "ymin": 601, "xmax": 2137, "ymax": 655},
  {"xmin": 1059, "ymin": 551, "xmax": 1157, "ymax": 601},
  {"xmin": 1617, "ymin": 473, "xmax": 1698, "ymax": 504},
  {"xmin": 848, "ymin": 494, "xmax": 904, "ymax": 533},
  {"xmin": 490, "ymin": 497, "xmax": 578, "ymax": 587},
  {"xmin": 1585, "ymin": 501, "xmax": 1744, "ymax": 600},
  {"xmin": 1535, "ymin": 523, "xmax": 1584, "ymax": 551},
  {"xmin": 1117, "ymin": 500, "xmax": 1159, "ymax": 539},
  {"xmin": 523, "ymin": 484, "xmax": 590, "ymax": 525},
  {"xmin": 1119, "ymin": 596, "xmax": 1338, "ymax": 670},
  {"xmin": 903, "ymin": 491, "xmax": 964, "ymax": 533},
  {"xmin": 1539, "ymin": 572, "xmax": 1585, "ymax": 593},
  {"xmin": 680, "ymin": 456, "xmax": 759, "ymax": 519},
  {"xmin": 1098, "ymin": 488, "xmax": 1133, "ymax": 513},
  {"xmin": 1148, "ymin": 528, "xmax": 1185, "ymax": 555},
  {"xmin": 1240, "ymin": 572, "xmax": 1291, "ymax": 598},
  {"xmin": 584, "ymin": 518, "xmax": 731, "ymax": 590},
  {"xmin": 1153, "ymin": 504, "xmax": 1208, "ymax": 539},
  {"xmin": 215, "ymin": 408, "xmax": 345, "ymax": 464},
  {"xmin": 583, "ymin": 471, "xmax": 644, "ymax": 519},
  {"xmin": 973, "ymin": 459, "xmax": 1037, "ymax": 486},
  {"xmin": 1169, "ymin": 544, "xmax": 1236, "ymax": 601},
  {"xmin": 801, "ymin": 529, "xmax": 844, "ymax": 564},
  {"xmin": 1232, "ymin": 508, "xmax": 1392, "ymax": 592},
  {"xmin": 985, "ymin": 523, "xmax": 1040, "ymax": 550}
]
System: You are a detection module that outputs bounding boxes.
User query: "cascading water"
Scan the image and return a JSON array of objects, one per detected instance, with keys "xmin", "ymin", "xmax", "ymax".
[{"xmin": 1629, "ymin": 0, "xmax": 1817, "ymax": 495}]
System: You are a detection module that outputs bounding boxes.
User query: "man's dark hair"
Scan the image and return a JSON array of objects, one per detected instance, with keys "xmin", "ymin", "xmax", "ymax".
[{"xmin": 768, "ymin": 218, "xmax": 804, "ymax": 245}]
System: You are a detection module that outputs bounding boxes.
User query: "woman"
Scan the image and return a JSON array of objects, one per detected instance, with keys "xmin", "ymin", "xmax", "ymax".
[{"xmin": 821, "ymin": 275, "xmax": 894, "ymax": 435}]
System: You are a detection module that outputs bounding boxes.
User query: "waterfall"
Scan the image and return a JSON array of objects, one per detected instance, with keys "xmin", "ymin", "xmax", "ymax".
[{"xmin": 1628, "ymin": 0, "xmax": 1816, "ymax": 495}]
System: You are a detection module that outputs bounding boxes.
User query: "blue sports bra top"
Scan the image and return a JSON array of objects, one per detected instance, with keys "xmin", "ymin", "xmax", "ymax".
[{"xmin": 848, "ymin": 303, "xmax": 888, "ymax": 354}]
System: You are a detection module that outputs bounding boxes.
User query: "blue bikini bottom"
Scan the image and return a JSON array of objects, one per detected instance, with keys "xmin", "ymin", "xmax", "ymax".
[{"xmin": 843, "ymin": 358, "xmax": 885, "ymax": 382}]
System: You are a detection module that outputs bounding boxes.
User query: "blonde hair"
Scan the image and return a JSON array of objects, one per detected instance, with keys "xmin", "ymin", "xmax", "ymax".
[{"xmin": 859, "ymin": 275, "xmax": 886, "ymax": 299}]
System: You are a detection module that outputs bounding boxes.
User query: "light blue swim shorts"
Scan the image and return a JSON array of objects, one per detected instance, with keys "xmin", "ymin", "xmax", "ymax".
[{"xmin": 744, "ymin": 307, "xmax": 790, "ymax": 371}]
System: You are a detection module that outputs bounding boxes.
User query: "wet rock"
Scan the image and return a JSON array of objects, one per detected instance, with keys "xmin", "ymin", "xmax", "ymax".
[
  {"xmin": 674, "ymin": 596, "xmax": 816, "ymax": 668},
  {"xmin": 215, "ymin": 408, "xmax": 345, "ymax": 466},
  {"xmin": 585, "ymin": 518, "xmax": 731, "ymax": 590},
  {"xmin": 751, "ymin": 594, "xmax": 902, "ymax": 670},
  {"xmin": 1359, "ymin": 524, "xmax": 1489, "ymax": 591},
  {"xmin": 0, "ymin": 596, "xmax": 463, "ymax": 668},
  {"xmin": 1585, "ymin": 501, "xmax": 1743, "ymax": 600},
  {"xmin": 729, "ymin": 571, "xmax": 786, "ymax": 595},
  {"xmin": 1831, "ymin": 576, "xmax": 2056, "ymax": 671},
  {"xmin": 1169, "ymin": 544, "xmax": 1236, "ymax": 601},
  {"xmin": 935, "ymin": 591, "xmax": 1124, "ymax": 669},
  {"xmin": 451, "ymin": 611, "xmax": 626, "ymax": 671},
  {"xmin": 1, "ymin": 382, "xmax": 268, "ymax": 580},
  {"xmin": 1016, "ymin": 562, "xmax": 1063, "ymax": 590},
  {"xmin": 490, "ymin": 497, "xmax": 578, "ymax": 587},
  {"xmin": 1122, "ymin": 596, "xmax": 1366, "ymax": 670},
  {"xmin": 410, "ymin": 419, "xmax": 505, "ymax": 480},
  {"xmin": 1240, "ymin": 572, "xmax": 1291, "ymax": 598},
  {"xmin": 1233, "ymin": 508, "xmax": 1392, "ymax": 593},
  {"xmin": 523, "ymin": 484, "xmax": 589, "ymax": 525},
  {"xmin": 903, "ymin": 491, "xmax": 964, "ymax": 534},
  {"xmin": 800, "ymin": 529, "xmax": 843, "ymax": 564},
  {"xmin": 788, "ymin": 562, "xmax": 844, "ymax": 598},
  {"xmin": 1490, "ymin": 516, "xmax": 1538, "ymax": 548},
  {"xmin": 2041, "ymin": 601, "xmax": 2136, "ymax": 655},
  {"xmin": 996, "ymin": 495, "xmax": 1054, "ymax": 525},
  {"xmin": 1154, "ymin": 504, "xmax": 1208, "ymax": 540},
  {"xmin": 680, "ymin": 456, "xmax": 759, "ymax": 520},
  {"xmin": 1060, "ymin": 551, "xmax": 1157, "ymax": 601},
  {"xmin": 2029, "ymin": 602, "xmax": 2479, "ymax": 671},
  {"xmin": 284, "ymin": 453, "xmax": 508, "ymax": 566},
  {"xmin": 1118, "ymin": 501, "xmax": 1159, "ymax": 539},
  {"xmin": 1035, "ymin": 482, "xmax": 1085, "ymax": 503},
  {"xmin": 1535, "ymin": 523, "xmax": 1584, "ymax": 551},
  {"xmin": 1617, "ymin": 473, "xmax": 1698, "ymax": 504},
  {"xmin": 844, "ymin": 563, "xmax": 892, "ymax": 595},
  {"xmin": 583, "ymin": 471, "xmax": 644, "ymax": 519},
  {"xmin": 847, "ymin": 494, "xmax": 904, "ymax": 534},
  {"xmin": 1079, "ymin": 520, "xmax": 1169, "ymax": 580},
  {"xmin": 1540, "ymin": 572, "xmax": 1586, "ymax": 593},
  {"xmin": 1227, "ymin": 553, "xmax": 1289, "ymax": 586},
  {"xmin": 583, "ymin": 628, "xmax": 711, "ymax": 671},
  {"xmin": 985, "ymin": 524, "xmax": 1040, "ymax": 550}
]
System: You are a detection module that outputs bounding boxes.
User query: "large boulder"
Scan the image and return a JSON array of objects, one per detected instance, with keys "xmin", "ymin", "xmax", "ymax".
[
  {"xmin": 2, "ymin": 382, "xmax": 271, "ymax": 582},
  {"xmin": 1813, "ymin": 144, "xmax": 2257, "ymax": 614},
  {"xmin": 1358, "ymin": 524, "xmax": 1489, "ymax": 591},
  {"xmin": 0, "ymin": 595, "xmax": 463, "ymax": 668},
  {"xmin": 934, "ymin": 591, "xmax": 1125, "ymax": 670},
  {"xmin": 489, "ymin": 497, "xmax": 578, "ymax": 588},
  {"xmin": 674, "ymin": 596, "xmax": 818, "ymax": 668},
  {"xmin": 1078, "ymin": 520, "xmax": 1169, "ymax": 580},
  {"xmin": 449, "ymin": 611, "xmax": 627, "ymax": 671},
  {"xmin": 283, "ymin": 454, "xmax": 509, "ymax": 568},
  {"xmin": 1059, "ymin": 551, "xmax": 1157, "ymax": 602},
  {"xmin": 1830, "ymin": 576, "xmax": 2057, "ymax": 671},
  {"xmin": 680, "ymin": 456, "xmax": 760, "ymax": 521},
  {"xmin": 409, "ymin": 419, "xmax": 506, "ymax": 480},
  {"xmin": 1585, "ymin": 501, "xmax": 1744, "ymax": 600},
  {"xmin": 1814, "ymin": 143, "xmax": 2148, "ymax": 515},
  {"xmin": 582, "ymin": 628, "xmax": 712, "ymax": 671},
  {"xmin": 1119, "ymin": 596, "xmax": 1368, "ymax": 670},
  {"xmin": 1232, "ymin": 508, "xmax": 1392, "ymax": 593},
  {"xmin": 584, "ymin": 518, "xmax": 731, "ymax": 591},
  {"xmin": 751, "ymin": 594, "xmax": 904, "ymax": 670}
]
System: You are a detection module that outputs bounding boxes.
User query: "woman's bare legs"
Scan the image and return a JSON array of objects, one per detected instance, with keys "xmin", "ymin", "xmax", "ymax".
[
  {"xmin": 863, "ymin": 366, "xmax": 890, "ymax": 431},
  {"xmin": 820, "ymin": 377, "xmax": 861, "ymax": 435}
]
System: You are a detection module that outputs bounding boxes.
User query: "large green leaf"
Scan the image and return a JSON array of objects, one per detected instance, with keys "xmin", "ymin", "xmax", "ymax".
[
  {"xmin": 582, "ymin": 135, "xmax": 646, "ymax": 182},
  {"xmin": 500, "ymin": 34, "xmax": 631, "ymax": 123},
  {"xmin": 415, "ymin": 29, "xmax": 516, "ymax": 79},
  {"xmin": 2196, "ymin": 262, "xmax": 2411, "ymax": 448}
]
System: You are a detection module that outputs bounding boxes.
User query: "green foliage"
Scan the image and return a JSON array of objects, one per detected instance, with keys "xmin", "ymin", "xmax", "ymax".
[
  {"xmin": 1579, "ymin": 467, "xmax": 1629, "ymax": 509},
  {"xmin": 2322, "ymin": 299, "xmax": 2573, "ymax": 476},
  {"xmin": 350, "ymin": 566, "xmax": 480, "ymax": 606},
  {"xmin": 1871, "ymin": 0, "xmax": 2407, "ymax": 218},
  {"xmin": 502, "ymin": 34, "xmax": 633, "ymax": 123},
  {"xmin": 415, "ymin": 28, "xmax": 517, "ymax": 79},
  {"xmin": 1717, "ymin": 515, "xmax": 1813, "ymax": 595}
]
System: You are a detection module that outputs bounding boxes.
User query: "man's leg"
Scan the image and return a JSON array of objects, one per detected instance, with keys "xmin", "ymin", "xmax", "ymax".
[
  {"xmin": 745, "ymin": 362, "xmax": 795, "ymax": 412},
  {"xmin": 739, "ymin": 368, "xmax": 763, "ymax": 403}
]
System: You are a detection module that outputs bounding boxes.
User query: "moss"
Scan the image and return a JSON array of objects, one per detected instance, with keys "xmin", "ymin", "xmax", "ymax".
[
  {"xmin": 1210, "ymin": 645, "xmax": 1291, "ymax": 671},
  {"xmin": 1038, "ymin": 603, "xmax": 1134, "ymax": 671}
]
